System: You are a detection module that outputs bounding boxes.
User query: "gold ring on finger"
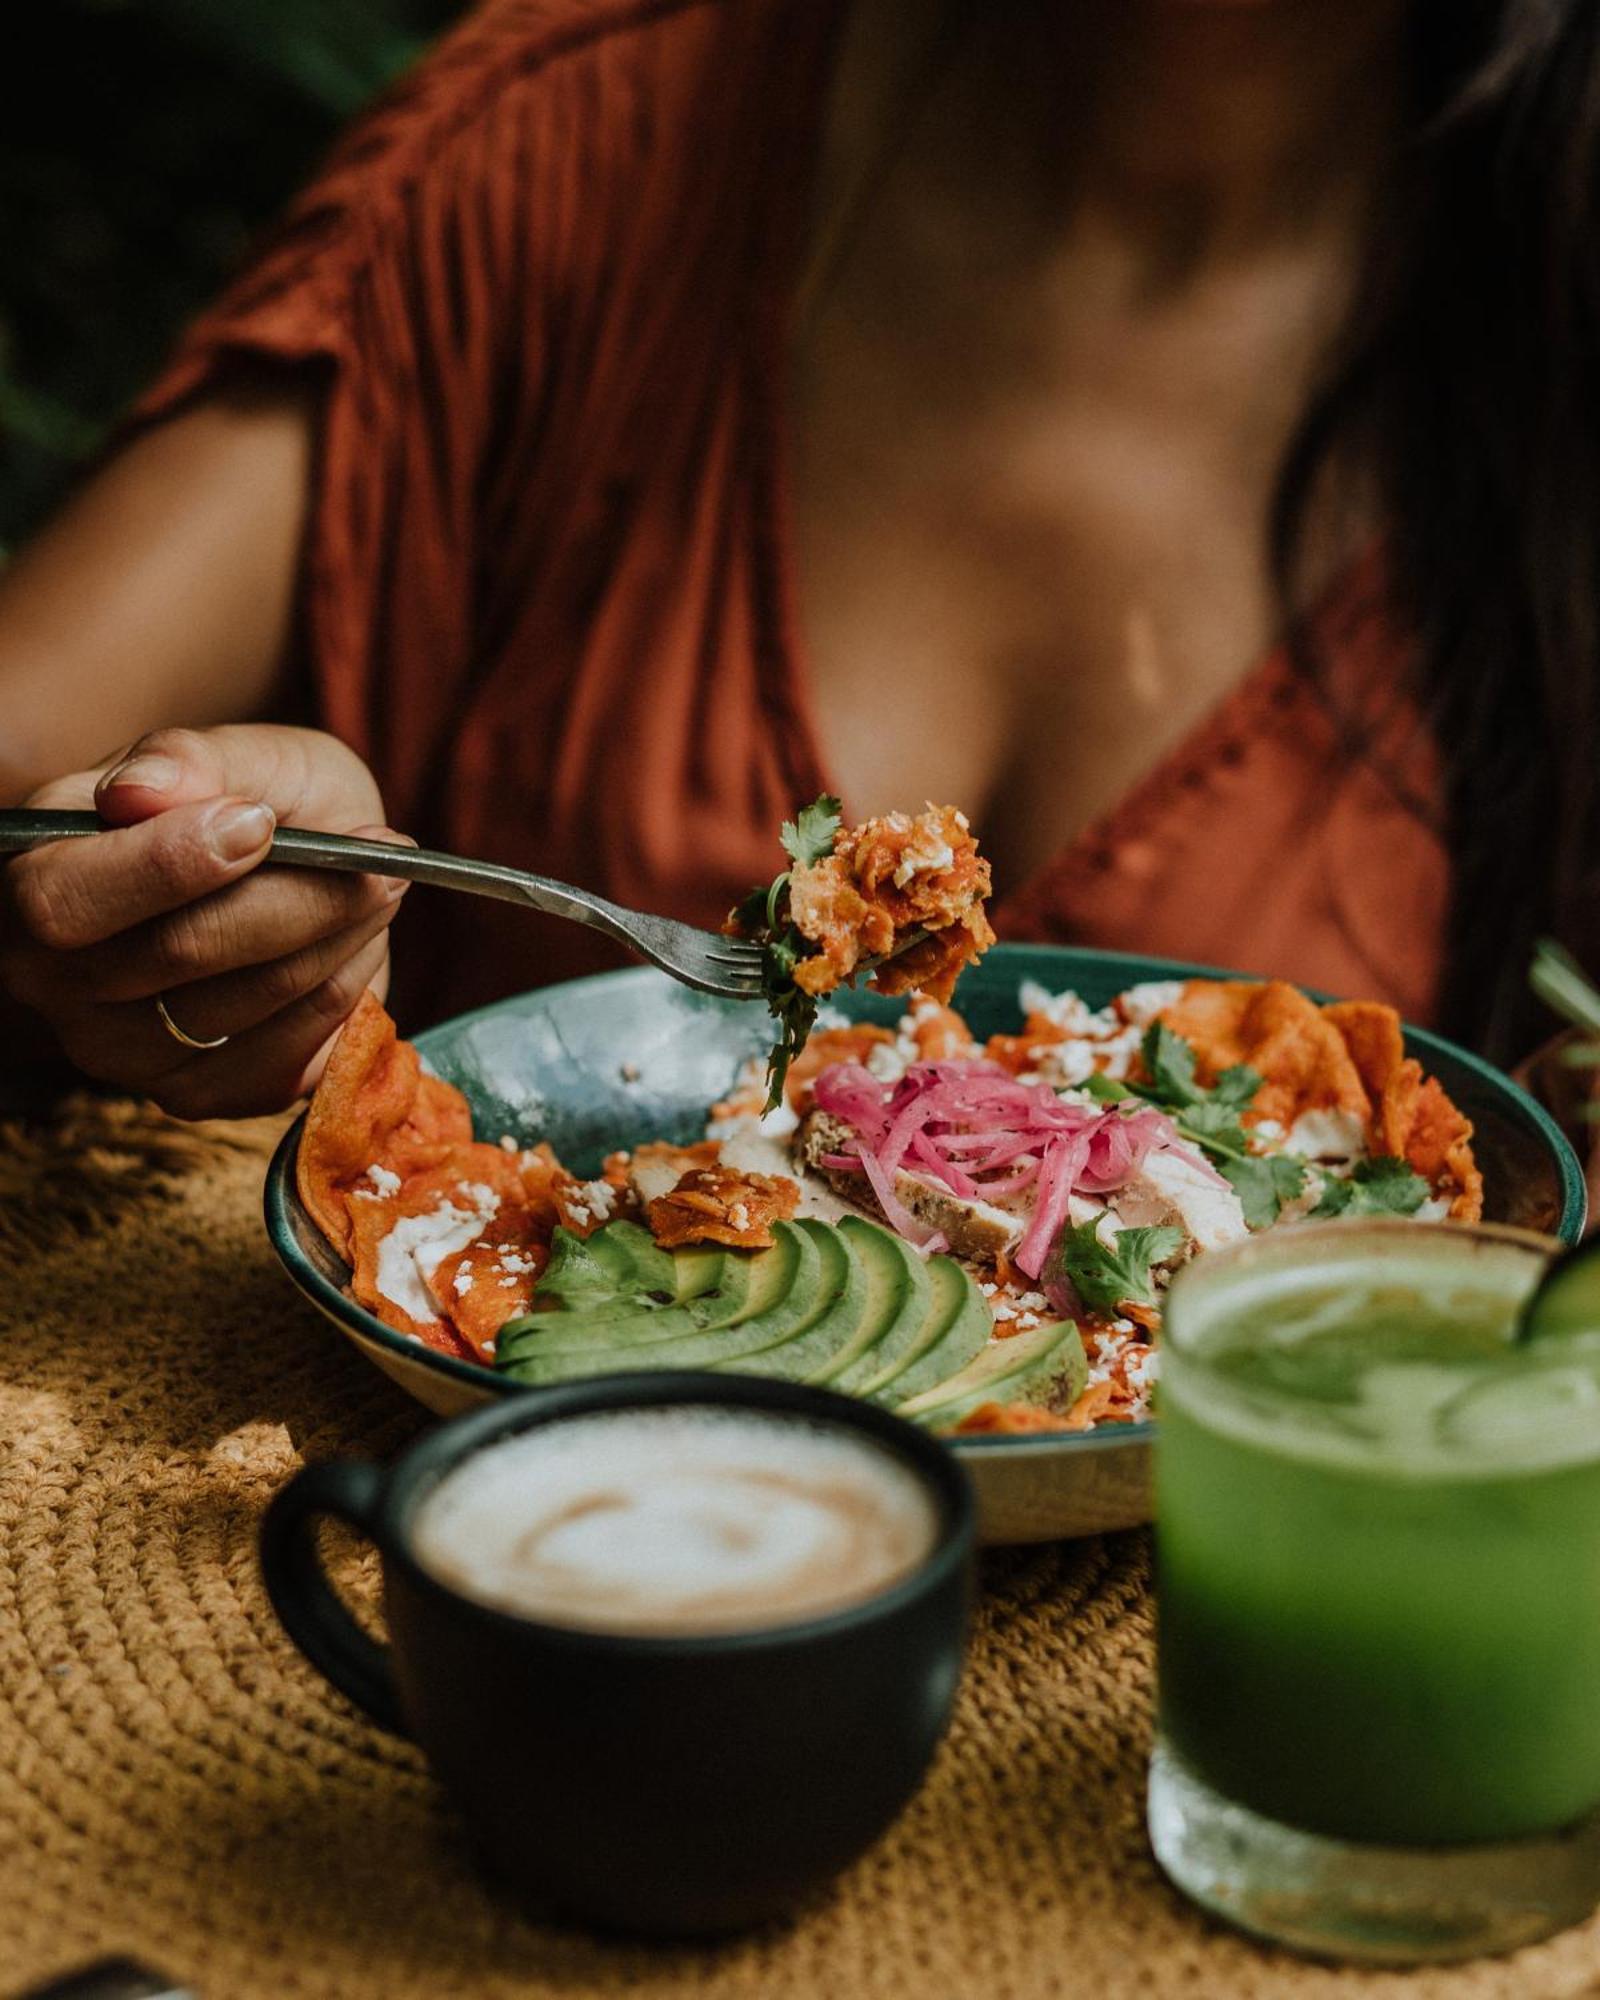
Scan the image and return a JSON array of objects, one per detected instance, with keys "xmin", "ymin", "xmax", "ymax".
[{"xmin": 155, "ymin": 993, "xmax": 231, "ymax": 1052}]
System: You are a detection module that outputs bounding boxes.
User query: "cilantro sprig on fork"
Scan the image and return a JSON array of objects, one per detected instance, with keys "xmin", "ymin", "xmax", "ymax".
[{"xmin": 728, "ymin": 794, "xmax": 844, "ymax": 1111}]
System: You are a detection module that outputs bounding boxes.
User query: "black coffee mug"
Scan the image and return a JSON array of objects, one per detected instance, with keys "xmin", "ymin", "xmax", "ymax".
[{"xmin": 259, "ymin": 1372, "xmax": 975, "ymax": 1935}]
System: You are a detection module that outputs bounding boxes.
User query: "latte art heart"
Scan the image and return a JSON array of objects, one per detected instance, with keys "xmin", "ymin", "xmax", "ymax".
[{"xmin": 411, "ymin": 1408, "xmax": 939, "ymax": 1635}]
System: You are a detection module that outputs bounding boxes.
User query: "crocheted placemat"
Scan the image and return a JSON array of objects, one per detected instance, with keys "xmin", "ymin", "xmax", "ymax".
[{"xmin": 3, "ymin": 1099, "xmax": 1599, "ymax": 2000}]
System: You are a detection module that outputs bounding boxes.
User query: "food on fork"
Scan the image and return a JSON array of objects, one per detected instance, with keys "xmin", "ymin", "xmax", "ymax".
[
  {"xmin": 298, "ymin": 950, "xmax": 1483, "ymax": 1437},
  {"xmin": 725, "ymin": 796, "xmax": 996, "ymax": 1107}
]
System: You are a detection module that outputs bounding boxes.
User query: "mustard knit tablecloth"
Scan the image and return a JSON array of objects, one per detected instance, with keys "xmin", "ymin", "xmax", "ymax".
[{"xmin": 2, "ymin": 1098, "xmax": 1599, "ymax": 2000}]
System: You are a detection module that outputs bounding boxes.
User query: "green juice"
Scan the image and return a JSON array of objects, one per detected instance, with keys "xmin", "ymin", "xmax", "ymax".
[{"xmin": 1157, "ymin": 1227, "xmax": 1600, "ymax": 1847}]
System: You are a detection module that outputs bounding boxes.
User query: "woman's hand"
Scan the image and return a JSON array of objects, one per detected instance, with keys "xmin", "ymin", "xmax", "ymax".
[{"xmin": 0, "ymin": 724, "xmax": 411, "ymax": 1119}]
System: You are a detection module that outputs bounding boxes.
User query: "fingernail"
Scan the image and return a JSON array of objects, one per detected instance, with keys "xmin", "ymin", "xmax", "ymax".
[
  {"xmin": 209, "ymin": 801, "xmax": 276, "ymax": 861},
  {"xmin": 103, "ymin": 753, "xmax": 179, "ymax": 796}
]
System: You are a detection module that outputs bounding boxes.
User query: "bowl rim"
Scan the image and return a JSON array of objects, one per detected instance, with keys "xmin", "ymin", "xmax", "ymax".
[{"xmin": 262, "ymin": 944, "xmax": 1586, "ymax": 1452}]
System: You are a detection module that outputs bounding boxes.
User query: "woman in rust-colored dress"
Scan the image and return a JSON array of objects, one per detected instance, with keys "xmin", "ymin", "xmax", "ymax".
[{"xmin": 0, "ymin": 0, "xmax": 1594, "ymax": 1119}]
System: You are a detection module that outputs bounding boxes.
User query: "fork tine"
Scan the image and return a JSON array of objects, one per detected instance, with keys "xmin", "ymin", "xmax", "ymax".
[{"xmin": 634, "ymin": 924, "xmax": 769, "ymax": 1000}]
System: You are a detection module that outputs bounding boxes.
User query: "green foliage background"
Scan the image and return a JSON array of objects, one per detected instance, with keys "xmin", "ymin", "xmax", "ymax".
[{"xmin": 0, "ymin": 0, "xmax": 465, "ymax": 553}]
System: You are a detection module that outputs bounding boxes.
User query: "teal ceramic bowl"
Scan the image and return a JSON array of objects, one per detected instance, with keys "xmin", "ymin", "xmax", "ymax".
[{"xmin": 264, "ymin": 944, "xmax": 1585, "ymax": 1542}]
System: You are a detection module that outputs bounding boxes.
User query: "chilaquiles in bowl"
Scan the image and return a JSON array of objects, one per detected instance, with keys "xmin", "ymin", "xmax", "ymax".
[{"xmin": 295, "ymin": 801, "xmax": 1483, "ymax": 1438}]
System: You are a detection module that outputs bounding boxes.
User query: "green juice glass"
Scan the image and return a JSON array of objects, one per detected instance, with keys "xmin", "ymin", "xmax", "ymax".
[{"xmin": 1148, "ymin": 1219, "xmax": 1600, "ymax": 1963}]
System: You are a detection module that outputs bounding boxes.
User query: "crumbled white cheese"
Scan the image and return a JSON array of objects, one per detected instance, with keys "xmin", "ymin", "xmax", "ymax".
[
  {"xmin": 1284, "ymin": 1108, "xmax": 1366, "ymax": 1163},
  {"xmin": 992, "ymin": 1299, "xmax": 1018, "ymax": 1322},
  {"xmin": 499, "ymin": 1135, "xmax": 518, "ymax": 1154},
  {"xmin": 1125, "ymin": 1348, "xmax": 1160, "ymax": 1394},
  {"xmin": 866, "ymin": 1041, "xmax": 910, "ymax": 1083},
  {"xmin": 728, "ymin": 1202, "xmax": 751, "ymax": 1233},
  {"xmin": 1018, "ymin": 983, "xmax": 1111, "ymax": 1037},
  {"xmin": 1031, "ymin": 1038, "xmax": 1101, "ymax": 1088},
  {"xmin": 979, "ymin": 1282, "xmax": 997, "ymax": 1298},
  {"xmin": 1016, "ymin": 1312, "xmax": 1040, "ymax": 1331},
  {"xmin": 1119, "ymin": 980, "xmax": 1186, "ymax": 1027},
  {"xmin": 375, "ymin": 1187, "xmax": 500, "ymax": 1322},
  {"xmin": 364, "ymin": 1163, "xmax": 402, "ymax": 1197},
  {"xmin": 1416, "ymin": 1195, "xmax": 1451, "ymax": 1221},
  {"xmin": 1030, "ymin": 1022, "xmax": 1142, "ymax": 1090},
  {"xmin": 891, "ymin": 831, "xmax": 955, "ymax": 887},
  {"xmin": 453, "ymin": 1269, "xmax": 473, "ymax": 1296},
  {"xmin": 499, "ymin": 1276, "xmax": 519, "ymax": 1289},
  {"xmin": 498, "ymin": 1249, "xmax": 539, "ymax": 1275},
  {"xmin": 565, "ymin": 1180, "xmax": 617, "ymax": 1226},
  {"xmin": 1252, "ymin": 1118, "xmax": 1285, "ymax": 1144}
]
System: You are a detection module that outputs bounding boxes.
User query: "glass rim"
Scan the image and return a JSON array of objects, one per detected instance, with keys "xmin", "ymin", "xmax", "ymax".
[{"xmin": 1162, "ymin": 1216, "xmax": 1558, "ymax": 1365}]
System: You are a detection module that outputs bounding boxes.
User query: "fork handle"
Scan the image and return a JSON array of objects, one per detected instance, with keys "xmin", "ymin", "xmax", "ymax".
[{"xmin": 0, "ymin": 809, "xmax": 642, "ymax": 951}]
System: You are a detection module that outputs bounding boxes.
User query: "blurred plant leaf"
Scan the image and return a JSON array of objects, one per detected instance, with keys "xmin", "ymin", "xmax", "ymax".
[
  {"xmin": 0, "ymin": 0, "xmax": 463, "ymax": 542},
  {"xmin": 141, "ymin": 0, "xmax": 428, "ymax": 114}
]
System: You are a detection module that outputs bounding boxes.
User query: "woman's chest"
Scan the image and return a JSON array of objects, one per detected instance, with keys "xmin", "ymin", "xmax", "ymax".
[
  {"xmin": 788, "ymin": 407, "xmax": 1274, "ymax": 892},
  {"xmin": 784, "ymin": 244, "xmax": 1350, "ymax": 893}
]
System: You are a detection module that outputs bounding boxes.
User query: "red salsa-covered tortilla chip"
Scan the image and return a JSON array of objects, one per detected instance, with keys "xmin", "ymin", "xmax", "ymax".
[{"xmin": 427, "ymin": 1207, "xmax": 552, "ymax": 1362}]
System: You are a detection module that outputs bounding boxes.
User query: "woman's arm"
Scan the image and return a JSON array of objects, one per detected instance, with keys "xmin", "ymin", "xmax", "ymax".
[
  {"xmin": 0, "ymin": 380, "xmax": 413, "ymax": 1118},
  {"xmin": 0, "ymin": 374, "xmax": 315, "ymax": 797}
]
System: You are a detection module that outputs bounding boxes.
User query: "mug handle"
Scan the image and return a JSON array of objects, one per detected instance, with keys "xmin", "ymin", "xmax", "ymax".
[{"xmin": 259, "ymin": 1460, "xmax": 406, "ymax": 1735}]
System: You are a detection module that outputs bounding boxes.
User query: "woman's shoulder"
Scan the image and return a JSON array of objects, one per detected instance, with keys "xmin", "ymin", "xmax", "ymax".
[
  {"xmin": 313, "ymin": 3, "xmax": 720, "ymax": 209},
  {"xmin": 290, "ymin": 0, "xmax": 807, "ymax": 256},
  {"xmin": 133, "ymin": 0, "xmax": 822, "ymax": 415}
]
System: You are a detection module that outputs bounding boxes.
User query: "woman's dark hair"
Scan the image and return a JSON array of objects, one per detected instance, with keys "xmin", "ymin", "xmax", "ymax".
[{"xmin": 1273, "ymin": 0, "xmax": 1600, "ymax": 1060}]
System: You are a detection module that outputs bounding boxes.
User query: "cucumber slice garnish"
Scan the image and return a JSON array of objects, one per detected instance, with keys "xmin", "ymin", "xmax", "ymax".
[{"xmin": 1512, "ymin": 1235, "xmax": 1600, "ymax": 1345}]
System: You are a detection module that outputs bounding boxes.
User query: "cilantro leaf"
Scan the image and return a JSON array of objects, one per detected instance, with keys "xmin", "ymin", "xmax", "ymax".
[
  {"xmin": 726, "ymin": 796, "xmax": 846, "ymax": 1109},
  {"xmin": 729, "ymin": 883, "xmax": 770, "ymax": 936},
  {"xmin": 1310, "ymin": 1155, "xmax": 1430, "ymax": 1220},
  {"xmin": 1222, "ymin": 1154, "xmax": 1309, "ymax": 1230},
  {"xmin": 761, "ymin": 976, "xmax": 818, "ymax": 1112},
  {"xmin": 1178, "ymin": 1098, "xmax": 1253, "ymax": 1152},
  {"xmin": 1132, "ymin": 1028, "xmax": 1262, "ymax": 1129},
  {"xmin": 1103, "ymin": 1027, "xmax": 1265, "ymax": 1183},
  {"xmin": 780, "ymin": 793, "xmax": 843, "ymax": 869},
  {"xmin": 1210, "ymin": 1064, "xmax": 1264, "ymax": 1111},
  {"xmin": 1140, "ymin": 1022, "xmax": 1203, "ymax": 1106},
  {"xmin": 1050, "ymin": 1220, "xmax": 1185, "ymax": 1317}
]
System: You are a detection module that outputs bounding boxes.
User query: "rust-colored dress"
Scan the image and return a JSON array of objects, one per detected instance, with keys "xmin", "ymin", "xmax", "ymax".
[{"xmin": 132, "ymin": 0, "xmax": 1449, "ymax": 1031}]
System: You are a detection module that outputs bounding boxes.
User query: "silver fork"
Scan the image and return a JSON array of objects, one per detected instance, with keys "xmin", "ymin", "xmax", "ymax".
[{"xmin": 0, "ymin": 810, "xmax": 768, "ymax": 1002}]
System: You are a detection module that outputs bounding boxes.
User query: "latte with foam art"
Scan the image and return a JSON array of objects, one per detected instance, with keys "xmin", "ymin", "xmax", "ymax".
[{"xmin": 409, "ymin": 1406, "xmax": 940, "ymax": 1635}]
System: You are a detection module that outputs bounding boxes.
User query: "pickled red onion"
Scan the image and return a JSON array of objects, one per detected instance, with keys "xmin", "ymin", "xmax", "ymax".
[{"xmin": 811, "ymin": 1057, "xmax": 1199, "ymax": 1277}]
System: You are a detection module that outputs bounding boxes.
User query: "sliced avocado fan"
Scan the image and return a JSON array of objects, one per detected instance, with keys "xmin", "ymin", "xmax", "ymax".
[
  {"xmin": 896, "ymin": 1318, "xmax": 1088, "ymax": 1429},
  {"xmin": 494, "ymin": 1215, "xmax": 1084, "ymax": 1427}
]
